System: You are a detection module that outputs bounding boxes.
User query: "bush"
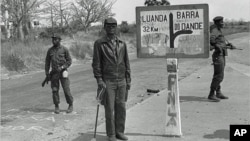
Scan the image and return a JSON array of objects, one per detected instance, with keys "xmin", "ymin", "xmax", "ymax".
[
  {"xmin": 70, "ymin": 41, "xmax": 93, "ymax": 60},
  {"xmin": 1, "ymin": 39, "xmax": 50, "ymax": 72},
  {"xmin": 39, "ymin": 26, "xmax": 73, "ymax": 39},
  {"xmin": 120, "ymin": 21, "xmax": 130, "ymax": 33},
  {"xmin": 1, "ymin": 53, "xmax": 26, "ymax": 71}
]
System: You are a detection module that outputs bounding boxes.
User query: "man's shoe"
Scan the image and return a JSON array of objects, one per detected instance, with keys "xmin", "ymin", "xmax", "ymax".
[
  {"xmin": 54, "ymin": 106, "xmax": 60, "ymax": 114},
  {"xmin": 66, "ymin": 104, "xmax": 73, "ymax": 113},
  {"xmin": 216, "ymin": 93, "xmax": 229, "ymax": 99},
  {"xmin": 108, "ymin": 135, "xmax": 117, "ymax": 141},
  {"xmin": 116, "ymin": 134, "xmax": 128, "ymax": 140},
  {"xmin": 208, "ymin": 95, "xmax": 220, "ymax": 102}
]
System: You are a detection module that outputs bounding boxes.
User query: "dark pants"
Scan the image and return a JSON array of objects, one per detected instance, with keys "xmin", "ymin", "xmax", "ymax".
[
  {"xmin": 210, "ymin": 55, "xmax": 225, "ymax": 91},
  {"xmin": 104, "ymin": 79, "xmax": 127, "ymax": 137},
  {"xmin": 50, "ymin": 72, "xmax": 73, "ymax": 105}
]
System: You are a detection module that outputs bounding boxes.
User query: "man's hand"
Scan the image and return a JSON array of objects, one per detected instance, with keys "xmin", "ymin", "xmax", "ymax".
[
  {"xmin": 226, "ymin": 43, "xmax": 236, "ymax": 49},
  {"xmin": 126, "ymin": 83, "xmax": 131, "ymax": 90},
  {"xmin": 57, "ymin": 66, "xmax": 64, "ymax": 72},
  {"xmin": 46, "ymin": 74, "xmax": 51, "ymax": 80},
  {"xmin": 98, "ymin": 79, "xmax": 106, "ymax": 89},
  {"xmin": 230, "ymin": 45, "xmax": 237, "ymax": 50},
  {"xmin": 42, "ymin": 74, "xmax": 51, "ymax": 87}
]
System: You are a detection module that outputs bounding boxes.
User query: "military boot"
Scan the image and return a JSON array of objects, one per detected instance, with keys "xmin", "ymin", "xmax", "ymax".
[
  {"xmin": 54, "ymin": 104, "xmax": 60, "ymax": 114},
  {"xmin": 66, "ymin": 104, "xmax": 73, "ymax": 113},
  {"xmin": 216, "ymin": 89, "xmax": 228, "ymax": 99},
  {"xmin": 208, "ymin": 89, "xmax": 220, "ymax": 102}
]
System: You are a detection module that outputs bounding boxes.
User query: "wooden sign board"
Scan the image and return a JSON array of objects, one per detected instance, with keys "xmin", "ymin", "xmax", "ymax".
[{"xmin": 136, "ymin": 4, "xmax": 209, "ymax": 58}]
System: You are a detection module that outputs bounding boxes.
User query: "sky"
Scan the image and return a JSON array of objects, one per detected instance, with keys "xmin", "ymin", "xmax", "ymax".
[{"xmin": 112, "ymin": 0, "xmax": 250, "ymax": 24}]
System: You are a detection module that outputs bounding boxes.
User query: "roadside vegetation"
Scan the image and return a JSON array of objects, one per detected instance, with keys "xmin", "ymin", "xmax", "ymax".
[
  {"xmin": 1, "ymin": 20, "xmax": 249, "ymax": 74},
  {"xmin": 1, "ymin": 0, "xmax": 249, "ymax": 75}
]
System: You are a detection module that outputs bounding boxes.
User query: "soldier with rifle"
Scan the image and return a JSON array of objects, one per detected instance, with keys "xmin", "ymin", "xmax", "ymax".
[
  {"xmin": 208, "ymin": 16, "xmax": 239, "ymax": 102},
  {"xmin": 43, "ymin": 34, "xmax": 73, "ymax": 114}
]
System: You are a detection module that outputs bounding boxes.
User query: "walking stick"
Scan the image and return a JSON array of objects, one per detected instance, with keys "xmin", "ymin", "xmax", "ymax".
[
  {"xmin": 91, "ymin": 87, "xmax": 105, "ymax": 141},
  {"xmin": 91, "ymin": 104, "xmax": 99, "ymax": 141}
]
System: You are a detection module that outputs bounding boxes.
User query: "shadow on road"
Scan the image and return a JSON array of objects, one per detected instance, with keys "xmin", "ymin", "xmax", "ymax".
[
  {"xmin": 95, "ymin": 131, "xmax": 166, "ymax": 137},
  {"xmin": 203, "ymin": 129, "xmax": 229, "ymax": 140},
  {"xmin": 72, "ymin": 131, "xmax": 177, "ymax": 141},
  {"xmin": 180, "ymin": 96, "xmax": 209, "ymax": 102},
  {"xmin": 72, "ymin": 132, "xmax": 107, "ymax": 141}
]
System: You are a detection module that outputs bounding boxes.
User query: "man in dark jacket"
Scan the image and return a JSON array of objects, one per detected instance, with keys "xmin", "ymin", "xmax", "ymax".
[
  {"xmin": 92, "ymin": 17, "xmax": 131, "ymax": 141},
  {"xmin": 208, "ymin": 16, "xmax": 236, "ymax": 102},
  {"xmin": 45, "ymin": 35, "xmax": 73, "ymax": 114}
]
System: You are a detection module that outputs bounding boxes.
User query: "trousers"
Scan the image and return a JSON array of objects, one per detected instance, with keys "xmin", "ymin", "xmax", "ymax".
[
  {"xmin": 50, "ymin": 72, "xmax": 73, "ymax": 105},
  {"xmin": 210, "ymin": 54, "xmax": 225, "ymax": 91},
  {"xmin": 104, "ymin": 79, "xmax": 127, "ymax": 136}
]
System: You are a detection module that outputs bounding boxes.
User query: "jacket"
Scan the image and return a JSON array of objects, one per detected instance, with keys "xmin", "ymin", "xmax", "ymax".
[
  {"xmin": 92, "ymin": 36, "xmax": 131, "ymax": 84},
  {"xmin": 210, "ymin": 24, "xmax": 228, "ymax": 56},
  {"xmin": 45, "ymin": 45, "xmax": 72, "ymax": 75}
]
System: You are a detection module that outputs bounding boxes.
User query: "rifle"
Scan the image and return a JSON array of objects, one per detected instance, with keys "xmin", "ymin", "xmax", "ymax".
[
  {"xmin": 41, "ymin": 75, "xmax": 50, "ymax": 87},
  {"xmin": 225, "ymin": 45, "xmax": 243, "ymax": 50},
  {"xmin": 225, "ymin": 38, "xmax": 243, "ymax": 50}
]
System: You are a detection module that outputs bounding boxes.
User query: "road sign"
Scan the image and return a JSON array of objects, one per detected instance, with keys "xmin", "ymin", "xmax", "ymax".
[{"xmin": 136, "ymin": 4, "xmax": 209, "ymax": 58}]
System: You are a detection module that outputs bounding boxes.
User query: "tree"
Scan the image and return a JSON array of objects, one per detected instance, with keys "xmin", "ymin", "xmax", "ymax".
[
  {"xmin": 238, "ymin": 18, "xmax": 245, "ymax": 25},
  {"xmin": 1, "ymin": 0, "xmax": 45, "ymax": 40},
  {"xmin": 42, "ymin": 0, "xmax": 73, "ymax": 33},
  {"xmin": 120, "ymin": 21, "xmax": 129, "ymax": 33},
  {"xmin": 71, "ymin": 0, "xmax": 116, "ymax": 32},
  {"xmin": 144, "ymin": 0, "xmax": 170, "ymax": 6}
]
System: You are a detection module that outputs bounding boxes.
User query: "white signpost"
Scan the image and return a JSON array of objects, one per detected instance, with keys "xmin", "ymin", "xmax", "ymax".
[{"xmin": 136, "ymin": 4, "xmax": 209, "ymax": 136}]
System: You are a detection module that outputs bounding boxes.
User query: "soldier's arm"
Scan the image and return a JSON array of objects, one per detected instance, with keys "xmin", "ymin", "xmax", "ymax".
[
  {"xmin": 45, "ymin": 49, "xmax": 51, "ymax": 75},
  {"xmin": 62, "ymin": 47, "xmax": 72, "ymax": 69},
  {"xmin": 210, "ymin": 28, "xmax": 223, "ymax": 52}
]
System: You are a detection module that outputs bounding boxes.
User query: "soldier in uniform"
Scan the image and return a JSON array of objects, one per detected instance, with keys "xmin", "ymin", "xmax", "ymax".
[
  {"xmin": 208, "ymin": 16, "xmax": 236, "ymax": 102},
  {"xmin": 45, "ymin": 35, "xmax": 74, "ymax": 114},
  {"xmin": 92, "ymin": 17, "xmax": 131, "ymax": 141}
]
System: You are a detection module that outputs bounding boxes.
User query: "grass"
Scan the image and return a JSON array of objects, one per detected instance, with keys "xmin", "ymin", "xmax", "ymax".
[
  {"xmin": 70, "ymin": 41, "xmax": 93, "ymax": 60},
  {"xmin": 1, "ymin": 24, "xmax": 249, "ymax": 73},
  {"xmin": 1, "ymin": 38, "xmax": 51, "ymax": 72}
]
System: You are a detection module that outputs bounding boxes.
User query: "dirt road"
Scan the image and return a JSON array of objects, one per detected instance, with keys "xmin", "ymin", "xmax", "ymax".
[{"xmin": 1, "ymin": 32, "xmax": 249, "ymax": 141}]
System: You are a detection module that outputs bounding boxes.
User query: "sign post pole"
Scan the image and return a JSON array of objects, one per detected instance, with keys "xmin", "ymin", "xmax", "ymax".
[{"xmin": 165, "ymin": 58, "xmax": 182, "ymax": 136}]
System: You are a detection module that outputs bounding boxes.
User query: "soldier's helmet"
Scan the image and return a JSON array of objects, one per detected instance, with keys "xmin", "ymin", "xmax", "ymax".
[
  {"xmin": 104, "ymin": 17, "xmax": 117, "ymax": 27},
  {"xmin": 51, "ymin": 34, "xmax": 62, "ymax": 40},
  {"xmin": 213, "ymin": 16, "xmax": 224, "ymax": 22}
]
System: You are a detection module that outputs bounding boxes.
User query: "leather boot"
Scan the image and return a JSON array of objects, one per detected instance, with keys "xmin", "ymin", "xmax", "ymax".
[
  {"xmin": 108, "ymin": 135, "xmax": 117, "ymax": 141},
  {"xmin": 116, "ymin": 133, "xmax": 128, "ymax": 140},
  {"xmin": 66, "ymin": 104, "xmax": 73, "ymax": 113},
  {"xmin": 216, "ymin": 91, "xmax": 228, "ymax": 99},
  {"xmin": 208, "ymin": 89, "xmax": 220, "ymax": 102},
  {"xmin": 55, "ymin": 104, "xmax": 60, "ymax": 114}
]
